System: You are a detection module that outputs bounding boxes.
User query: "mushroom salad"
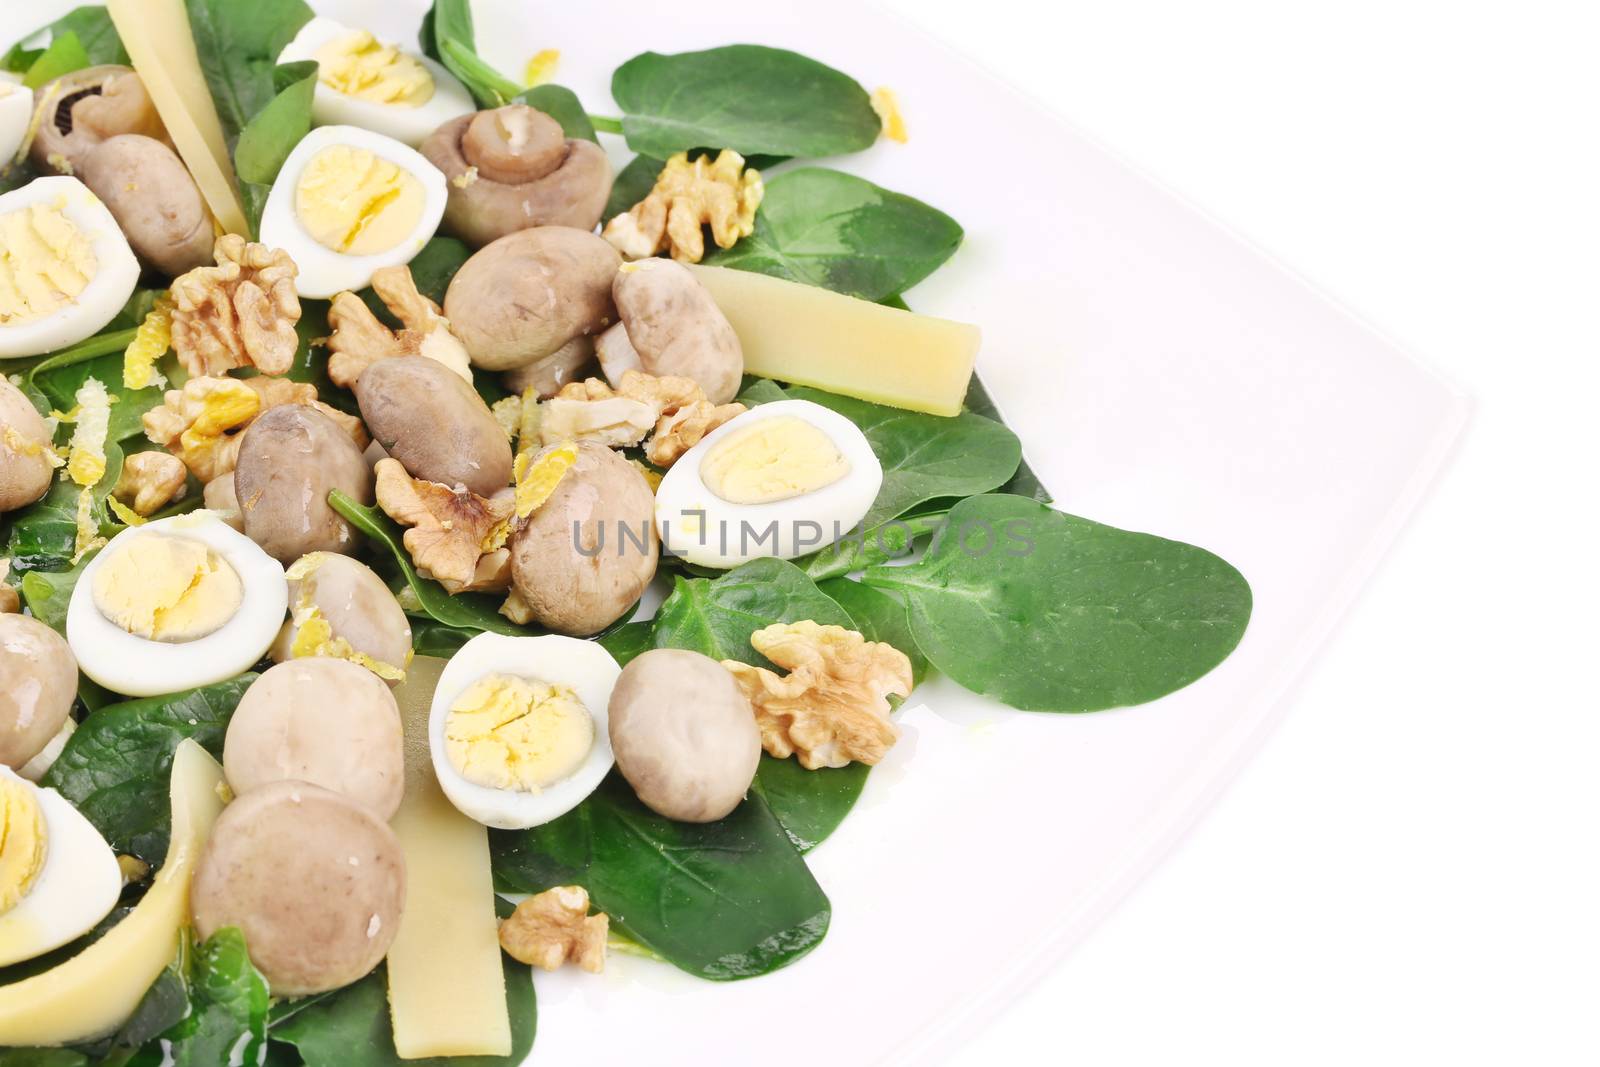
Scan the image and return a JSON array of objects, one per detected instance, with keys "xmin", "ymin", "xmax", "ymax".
[{"xmin": 0, "ymin": 3, "xmax": 1255, "ymax": 1062}]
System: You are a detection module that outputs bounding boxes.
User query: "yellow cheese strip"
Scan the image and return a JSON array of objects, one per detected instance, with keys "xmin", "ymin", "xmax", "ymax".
[
  {"xmin": 105, "ymin": 0, "xmax": 249, "ymax": 236},
  {"xmin": 386, "ymin": 655, "xmax": 512, "ymax": 1059},
  {"xmin": 689, "ymin": 264, "xmax": 981, "ymax": 417},
  {"xmin": 0, "ymin": 741, "xmax": 225, "ymax": 1046}
]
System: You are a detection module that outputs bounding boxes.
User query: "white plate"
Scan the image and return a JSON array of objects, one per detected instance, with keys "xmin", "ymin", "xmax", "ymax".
[{"xmin": 9, "ymin": 2, "xmax": 1468, "ymax": 1063}]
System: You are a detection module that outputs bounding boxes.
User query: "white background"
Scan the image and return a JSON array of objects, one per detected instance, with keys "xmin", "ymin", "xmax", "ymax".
[{"xmin": 869, "ymin": 1, "xmax": 1600, "ymax": 1064}]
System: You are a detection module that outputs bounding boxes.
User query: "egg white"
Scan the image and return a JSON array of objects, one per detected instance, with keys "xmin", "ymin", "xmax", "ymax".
[
  {"xmin": 429, "ymin": 633, "xmax": 620, "ymax": 830},
  {"xmin": 0, "ymin": 767, "xmax": 122, "ymax": 968},
  {"xmin": 654, "ymin": 398, "xmax": 885, "ymax": 569},
  {"xmin": 278, "ymin": 17, "xmax": 475, "ymax": 148},
  {"xmin": 0, "ymin": 82, "xmax": 32, "ymax": 166},
  {"xmin": 66, "ymin": 512, "xmax": 290, "ymax": 698},
  {"xmin": 258, "ymin": 125, "xmax": 448, "ymax": 299},
  {"xmin": 0, "ymin": 176, "xmax": 140, "ymax": 359}
]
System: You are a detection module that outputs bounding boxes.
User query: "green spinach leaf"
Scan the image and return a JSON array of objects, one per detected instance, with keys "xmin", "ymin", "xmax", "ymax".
[
  {"xmin": 42, "ymin": 675, "xmax": 258, "ymax": 864},
  {"xmin": 34, "ymin": 354, "xmax": 163, "ymax": 444},
  {"xmin": 596, "ymin": 620, "xmax": 654, "ymax": 666},
  {"xmin": 786, "ymin": 385, "xmax": 1020, "ymax": 531},
  {"xmin": 165, "ymin": 928, "xmax": 268, "ymax": 1067},
  {"xmin": 19, "ymin": 556, "xmax": 88, "ymax": 630},
  {"xmin": 963, "ymin": 374, "xmax": 1051, "ymax": 503},
  {"xmin": 2, "ymin": 8, "xmax": 126, "ymax": 73},
  {"xmin": 611, "ymin": 46, "xmax": 880, "ymax": 159},
  {"xmin": 652, "ymin": 557, "xmax": 854, "ymax": 665},
  {"xmin": 423, "ymin": 0, "xmax": 522, "ymax": 108},
  {"xmin": 736, "ymin": 375, "xmax": 789, "ymax": 406},
  {"xmin": 747, "ymin": 755, "xmax": 865, "ymax": 854},
  {"xmin": 704, "ymin": 168, "xmax": 963, "ymax": 302},
  {"xmin": 514, "ymin": 84, "xmax": 597, "ymax": 143},
  {"xmin": 269, "ymin": 953, "xmax": 535, "ymax": 1066},
  {"xmin": 4, "ymin": 442, "xmax": 123, "ymax": 574},
  {"xmin": 234, "ymin": 60, "xmax": 317, "ymax": 232},
  {"xmin": 410, "ymin": 619, "xmax": 476, "ymax": 657},
  {"xmin": 22, "ymin": 32, "xmax": 89, "ymax": 89},
  {"xmin": 818, "ymin": 576, "xmax": 927, "ymax": 685},
  {"xmin": 183, "ymin": 0, "xmax": 314, "ymax": 148},
  {"xmin": 602, "ymin": 154, "xmax": 662, "ymax": 224},
  {"xmin": 0, "ymin": 1049, "xmax": 89, "ymax": 1066},
  {"xmin": 491, "ymin": 773, "xmax": 830, "ymax": 979},
  {"xmin": 798, "ymin": 509, "xmax": 948, "ymax": 583},
  {"xmin": 328, "ymin": 490, "xmax": 530, "ymax": 637},
  {"xmin": 864, "ymin": 494, "xmax": 1253, "ymax": 711}
]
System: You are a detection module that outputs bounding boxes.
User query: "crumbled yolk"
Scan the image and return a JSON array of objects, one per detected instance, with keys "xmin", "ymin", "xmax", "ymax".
[
  {"xmin": 122, "ymin": 295, "xmax": 174, "ymax": 391},
  {"xmin": 700, "ymin": 415, "xmax": 850, "ymax": 504},
  {"xmin": 523, "ymin": 49, "xmax": 560, "ymax": 88},
  {"xmin": 72, "ymin": 486, "xmax": 104, "ymax": 563},
  {"xmin": 871, "ymin": 87, "xmax": 908, "ymax": 144},
  {"xmin": 282, "ymin": 553, "xmax": 410, "ymax": 682},
  {"xmin": 0, "ymin": 776, "xmax": 46, "ymax": 916},
  {"xmin": 314, "ymin": 30, "xmax": 434, "ymax": 106},
  {"xmin": 65, "ymin": 378, "xmax": 111, "ymax": 487},
  {"xmin": 295, "ymin": 146, "xmax": 426, "ymax": 257},
  {"xmin": 0, "ymin": 201, "xmax": 97, "ymax": 326},
  {"xmin": 177, "ymin": 378, "xmax": 261, "ymax": 461},
  {"xmin": 90, "ymin": 533, "xmax": 243, "ymax": 642},
  {"xmin": 445, "ymin": 674, "xmax": 593, "ymax": 793},
  {"xmin": 512, "ymin": 442, "xmax": 576, "ymax": 520}
]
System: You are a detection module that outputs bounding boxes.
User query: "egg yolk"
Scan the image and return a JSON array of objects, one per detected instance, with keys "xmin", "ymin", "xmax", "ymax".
[
  {"xmin": 0, "ymin": 201, "xmax": 98, "ymax": 326},
  {"xmin": 699, "ymin": 415, "xmax": 851, "ymax": 504},
  {"xmin": 0, "ymin": 778, "xmax": 45, "ymax": 916},
  {"xmin": 295, "ymin": 146, "xmax": 426, "ymax": 256},
  {"xmin": 91, "ymin": 534, "xmax": 244, "ymax": 643},
  {"xmin": 444, "ymin": 674, "xmax": 593, "ymax": 794},
  {"xmin": 315, "ymin": 30, "xmax": 435, "ymax": 106}
]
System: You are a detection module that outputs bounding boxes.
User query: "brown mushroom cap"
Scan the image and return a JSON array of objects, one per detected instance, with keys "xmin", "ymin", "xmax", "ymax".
[
  {"xmin": 0, "ymin": 614, "xmax": 78, "ymax": 770},
  {"xmin": 608, "ymin": 649, "xmax": 761, "ymax": 823},
  {"xmin": 353, "ymin": 355, "xmax": 512, "ymax": 496},
  {"xmin": 509, "ymin": 441, "xmax": 657, "ymax": 635},
  {"xmin": 272, "ymin": 553, "xmax": 412, "ymax": 682},
  {"xmin": 611, "ymin": 260, "xmax": 744, "ymax": 404},
  {"xmin": 234, "ymin": 405, "xmax": 374, "ymax": 564},
  {"xmin": 443, "ymin": 227, "xmax": 619, "ymax": 372},
  {"xmin": 501, "ymin": 335, "xmax": 594, "ymax": 399},
  {"xmin": 0, "ymin": 379, "xmax": 54, "ymax": 515},
  {"xmin": 223, "ymin": 659, "xmax": 405, "ymax": 818},
  {"xmin": 77, "ymin": 134, "xmax": 212, "ymax": 277},
  {"xmin": 29, "ymin": 66, "xmax": 165, "ymax": 175},
  {"xmin": 190, "ymin": 780, "xmax": 406, "ymax": 996},
  {"xmin": 420, "ymin": 106, "xmax": 613, "ymax": 248}
]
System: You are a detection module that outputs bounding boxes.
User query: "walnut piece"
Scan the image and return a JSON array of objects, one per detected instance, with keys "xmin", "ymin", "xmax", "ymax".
[
  {"xmin": 143, "ymin": 376, "xmax": 365, "ymax": 483},
  {"xmin": 723, "ymin": 621, "xmax": 913, "ymax": 770},
  {"xmin": 112, "ymin": 451, "xmax": 188, "ymax": 516},
  {"xmin": 327, "ymin": 266, "xmax": 473, "ymax": 389},
  {"xmin": 170, "ymin": 236, "xmax": 301, "ymax": 378},
  {"xmin": 541, "ymin": 370, "xmax": 744, "ymax": 464},
  {"xmin": 498, "ymin": 885, "xmax": 607, "ymax": 974},
  {"xmin": 374, "ymin": 458, "xmax": 514, "ymax": 592},
  {"xmin": 602, "ymin": 150, "xmax": 763, "ymax": 263}
]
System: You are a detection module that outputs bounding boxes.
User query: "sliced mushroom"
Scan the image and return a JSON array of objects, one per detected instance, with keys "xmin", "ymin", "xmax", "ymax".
[
  {"xmin": 608, "ymin": 260, "xmax": 743, "ymax": 404},
  {"xmin": 353, "ymin": 355, "xmax": 512, "ymax": 497},
  {"xmin": 421, "ymin": 105, "xmax": 612, "ymax": 247},
  {"xmin": 443, "ymin": 227, "xmax": 619, "ymax": 372},
  {"xmin": 502, "ymin": 335, "xmax": 595, "ymax": 398},
  {"xmin": 608, "ymin": 649, "xmax": 760, "ymax": 822},
  {"xmin": 29, "ymin": 66, "xmax": 165, "ymax": 174},
  {"xmin": 233, "ymin": 405, "xmax": 373, "ymax": 563},
  {"xmin": 509, "ymin": 441, "xmax": 656, "ymax": 635},
  {"xmin": 0, "ymin": 378, "xmax": 54, "ymax": 514}
]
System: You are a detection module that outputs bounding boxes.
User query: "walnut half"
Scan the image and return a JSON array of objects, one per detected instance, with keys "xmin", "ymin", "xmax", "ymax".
[
  {"xmin": 170, "ymin": 236, "xmax": 302, "ymax": 378},
  {"xmin": 112, "ymin": 451, "xmax": 188, "ymax": 516},
  {"xmin": 498, "ymin": 885, "xmax": 608, "ymax": 973},
  {"xmin": 602, "ymin": 150, "xmax": 763, "ymax": 263},
  {"xmin": 539, "ymin": 370, "xmax": 743, "ymax": 464},
  {"xmin": 373, "ymin": 458, "xmax": 514, "ymax": 592},
  {"xmin": 326, "ymin": 265, "xmax": 474, "ymax": 389},
  {"xmin": 723, "ymin": 621, "xmax": 914, "ymax": 770}
]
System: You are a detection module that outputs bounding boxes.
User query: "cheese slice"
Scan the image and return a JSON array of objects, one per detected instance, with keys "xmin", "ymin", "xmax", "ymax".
[
  {"xmin": 0, "ymin": 741, "xmax": 226, "ymax": 1046},
  {"xmin": 105, "ymin": 0, "xmax": 249, "ymax": 236},
  {"xmin": 386, "ymin": 655, "xmax": 512, "ymax": 1059},
  {"xmin": 689, "ymin": 264, "xmax": 980, "ymax": 417}
]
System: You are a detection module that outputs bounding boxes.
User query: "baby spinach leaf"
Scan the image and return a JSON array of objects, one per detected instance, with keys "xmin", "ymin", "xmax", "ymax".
[
  {"xmin": 34, "ymin": 353, "xmax": 163, "ymax": 444},
  {"xmin": 798, "ymin": 509, "xmax": 948, "ymax": 583},
  {"xmin": 5, "ymin": 442, "xmax": 124, "ymax": 574},
  {"xmin": 19, "ymin": 556, "xmax": 88, "ymax": 630},
  {"xmin": 409, "ymin": 619, "xmax": 476, "ymax": 657},
  {"xmin": 269, "ymin": 953, "xmax": 535, "ymax": 1066},
  {"xmin": 235, "ymin": 60, "xmax": 317, "ymax": 232},
  {"xmin": 514, "ymin": 84, "xmax": 598, "ymax": 143},
  {"xmin": 328, "ymin": 490, "xmax": 530, "ymax": 638},
  {"xmin": 491, "ymin": 773, "xmax": 830, "ymax": 980},
  {"xmin": 165, "ymin": 928, "xmax": 268, "ymax": 1067},
  {"xmin": 423, "ymin": 0, "xmax": 522, "ymax": 108},
  {"xmin": 736, "ymin": 375, "xmax": 790, "ymax": 406},
  {"xmin": 184, "ymin": 0, "xmax": 314, "ymax": 148},
  {"xmin": 1, "ymin": 8, "xmax": 127, "ymax": 73},
  {"xmin": 818, "ymin": 576, "xmax": 927, "ymax": 685},
  {"xmin": 597, "ymin": 620, "xmax": 654, "ymax": 666},
  {"xmin": 963, "ymin": 375, "xmax": 1052, "ymax": 503},
  {"xmin": 704, "ymin": 168, "xmax": 963, "ymax": 302},
  {"xmin": 42, "ymin": 675, "xmax": 258, "ymax": 864},
  {"xmin": 21, "ymin": 31, "xmax": 89, "ymax": 89},
  {"xmin": 602, "ymin": 154, "xmax": 662, "ymax": 224},
  {"xmin": 864, "ymin": 494, "xmax": 1253, "ymax": 712},
  {"xmin": 611, "ymin": 46, "xmax": 880, "ymax": 159},
  {"xmin": 401, "ymin": 236, "xmax": 471, "ymax": 307},
  {"xmin": 651, "ymin": 557, "xmax": 854, "ymax": 665},
  {"xmin": 785, "ymin": 385, "xmax": 1021, "ymax": 531},
  {"xmin": 747, "ymin": 755, "xmax": 865, "ymax": 854},
  {"xmin": 0, "ymin": 1049, "xmax": 89, "ymax": 1066}
]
